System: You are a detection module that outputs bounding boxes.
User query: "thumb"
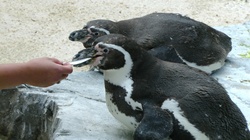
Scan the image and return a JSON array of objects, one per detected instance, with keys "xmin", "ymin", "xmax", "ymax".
[{"xmin": 61, "ymin": 64, "xmax": 73, "ymax": 74}]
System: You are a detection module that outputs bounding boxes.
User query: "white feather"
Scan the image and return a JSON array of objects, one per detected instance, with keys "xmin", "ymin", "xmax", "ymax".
[
  {"xmin": 89, "ymin": 26, "xmax": 110, "ymax": 35},
  {"xmin": 161, "ymin": 99, "xmax": 209, "ymax": 140},
  {"xmin": 175, "ymin": 51, "xmax": 225, "ymax": 74}
]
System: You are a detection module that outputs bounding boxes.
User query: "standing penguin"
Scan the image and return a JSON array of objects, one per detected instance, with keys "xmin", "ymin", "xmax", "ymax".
[
  {"xmin": 69, "ymin": 13, "xmax": 232, "ymax": 74},
  {"xmin": 85, "ymin": 34, "xmax": 249, "ymax": 140}
]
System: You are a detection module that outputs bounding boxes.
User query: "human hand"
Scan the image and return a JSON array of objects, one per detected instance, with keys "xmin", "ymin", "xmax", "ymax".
[{"xmin": 23, "ymin": 57, "xmax": 73, "ymax": 87}]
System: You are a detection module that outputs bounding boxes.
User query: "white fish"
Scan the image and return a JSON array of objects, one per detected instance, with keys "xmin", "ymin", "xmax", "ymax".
[{"xmin": 69, "ymin": 58, "xmax": 91, "ymax": 66}]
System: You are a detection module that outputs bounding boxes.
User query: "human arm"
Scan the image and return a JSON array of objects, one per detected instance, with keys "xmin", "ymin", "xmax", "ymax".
[{"xmin": 0, "ymin": 57, "xmax": 73, "ymax": 90}]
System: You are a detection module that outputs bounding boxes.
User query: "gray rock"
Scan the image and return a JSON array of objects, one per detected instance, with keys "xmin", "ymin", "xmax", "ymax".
[{"xmin": 0, "ymin": 88, "xmax": 58, "ymax": 140}]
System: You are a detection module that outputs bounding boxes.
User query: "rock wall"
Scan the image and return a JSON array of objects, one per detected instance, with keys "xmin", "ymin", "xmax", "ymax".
[{"xmin": 0, "ymin": 88, "xmax": 59, "ymax": 140}]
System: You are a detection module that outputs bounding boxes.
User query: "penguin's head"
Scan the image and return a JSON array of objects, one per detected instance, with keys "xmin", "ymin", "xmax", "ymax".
[
  {"xmin": 88, "ymin": 34, "xmax": 143, "ymax": 71},
  {"xmin": 69, "ymin": 20, "xmax": 118, "ymax": 48},
  {"xmin": 71, "ymin": 34, "xmax": 145, "ymax": 69}
]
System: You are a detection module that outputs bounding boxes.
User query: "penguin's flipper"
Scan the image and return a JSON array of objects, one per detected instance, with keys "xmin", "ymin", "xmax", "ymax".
[
  {"xmin": 147, "ymin": 45, "xmax": 184, "ymax": 64},
  {"xmin": 134, "ymin": 101, "xmax": 173, "ymax": 140}
]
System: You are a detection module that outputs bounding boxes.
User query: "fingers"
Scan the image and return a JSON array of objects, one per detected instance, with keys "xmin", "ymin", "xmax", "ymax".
[
  {"xmin": 55, "ymin": 74, "xmax": 68, "ymax": 85},
  {"xmin": 62, "ymin": 74, "xmax": 68, "ymax": 79},
  {"xmin": 48, "ymin": 58, "xmax": 73, "ymax": 74},
  {"xmin": 46, "ymin": 58, "xmax": 74, "ymax": 75},
  {"xmin": 61, "ymin": 64, "xmax": 73, "ymax": 74},
  {"xmin": 49, "ymin": 57, "xmax": 64, "ymax": 65}
]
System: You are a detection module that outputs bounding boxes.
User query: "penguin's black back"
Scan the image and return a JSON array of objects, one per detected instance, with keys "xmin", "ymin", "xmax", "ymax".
[{"xmin": 116, "ymin": 13, "xmax": 231, "ymax": 64}]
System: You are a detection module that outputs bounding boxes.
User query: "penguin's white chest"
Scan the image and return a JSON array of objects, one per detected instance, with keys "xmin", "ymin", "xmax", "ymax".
[{"xmin": 105, "ymin": 92, "xmax": 139, "ymax": 130}]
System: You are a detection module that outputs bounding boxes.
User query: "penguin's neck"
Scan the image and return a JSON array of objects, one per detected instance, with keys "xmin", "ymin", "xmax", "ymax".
[
  {"xmin": 131, "ymin": 51, "xmax": 160, "ymax": 78},
  {"xmin": 103, "ymin": 67, "xmax": 131, "ymax": 88},
  {"xmin": 116, "ymin": 21, "xmax": 134, "ymax": 36}
]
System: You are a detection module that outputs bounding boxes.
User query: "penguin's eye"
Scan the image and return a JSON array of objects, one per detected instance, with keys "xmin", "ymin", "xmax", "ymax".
[
  {"xmin": 90, "ymin": 28, "xmax": 100, "ymax": 36},
  {"xmin": 103, "ymin": 48, "xmax": 109, "ymax": 54},
  {"xmin": 94, "ymin": 32, "xmax": 99, "ymax": 36}
]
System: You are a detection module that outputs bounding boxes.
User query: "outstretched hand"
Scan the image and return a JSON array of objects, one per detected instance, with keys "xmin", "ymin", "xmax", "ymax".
[
  {"xmin": 0, "ymin": 57, "xmax": 73, "ymax": 89},
  {"xmin": 24, "ymin": 57, "xmax": 73, "ymax": 87}
]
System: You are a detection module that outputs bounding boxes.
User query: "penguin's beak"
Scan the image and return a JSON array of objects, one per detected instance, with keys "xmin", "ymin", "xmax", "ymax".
[
  {"xmin": 69, "ymin": 29, "xmax": 92, "ymax": 43},
  {"xmin": 71, "ymin": 43, "xmax": 106, "ymax": 67},
  {"xmin": 71, "ymin": 47, "xmax": 95, "ymax": 67},
  {"xmin": 68, "ymin": 29, "xmax": 98, "ymax": 48},
  {"xmin": 69, "ymin": 28, "xmax": 95, "ymax": 48},
  {"xmin": 70, "ymin": 42, "xmax": 108, "ymax": 68}
]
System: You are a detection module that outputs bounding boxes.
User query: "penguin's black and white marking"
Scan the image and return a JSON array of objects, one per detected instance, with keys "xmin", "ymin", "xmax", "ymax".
[
  {"xmin": 69, "ymin": 13, "xmax": 232, "ymax": 74},
  {"xmin": 86, "ymin": 34, "xmax": 249, "ymax": 140}
]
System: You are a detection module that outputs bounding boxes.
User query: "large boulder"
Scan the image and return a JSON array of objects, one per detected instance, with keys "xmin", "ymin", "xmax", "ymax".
[{"xmin": 0, "ymin": 89, "xmax": 58, "ymax": 140}]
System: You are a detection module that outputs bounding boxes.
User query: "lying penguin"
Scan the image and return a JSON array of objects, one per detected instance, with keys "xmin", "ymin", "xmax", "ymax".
[
  {"xmin": 69, "ymin": 13, "xmax": 232, "ymax": 74},
  {"xmin": 81, "ymin": 34, "xmax": 249, "ymax": 140}
]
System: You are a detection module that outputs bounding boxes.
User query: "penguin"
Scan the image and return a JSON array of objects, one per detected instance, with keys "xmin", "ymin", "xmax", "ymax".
[
  {"xmin": 69, "ymin": 13, "xmax": 232, "ymax": 74},
  {"xmin": 85, "ymin": 34, "xmax": 249, "ymax": 140}
]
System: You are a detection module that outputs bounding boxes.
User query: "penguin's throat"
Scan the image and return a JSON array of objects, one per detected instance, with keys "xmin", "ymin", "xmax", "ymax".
[
  {"xmin": 79, "ymin": 36, "xmax": 92, "ymax": 43},
  {"xmin": 91, "ymin": 55, "xmax": 103, "ymax": 68}
]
